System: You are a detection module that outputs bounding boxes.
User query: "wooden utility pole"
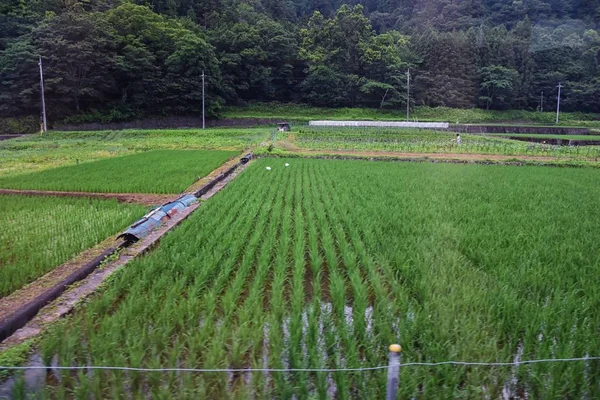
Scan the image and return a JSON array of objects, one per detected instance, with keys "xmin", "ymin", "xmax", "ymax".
[
  {"xmin": 556, "ymin": 82, "xmax": 562, "ymax": 124},
  {"xmin": 406, "ymin": 69, "xmax": 410, "ymax": 121},
  {"xmin": 202, "ymin": 70, "xmax": 205, "ymax": 129},
  {"xmin": 38, "ymin": 56, "xmax": 47, "ymax": 133}
]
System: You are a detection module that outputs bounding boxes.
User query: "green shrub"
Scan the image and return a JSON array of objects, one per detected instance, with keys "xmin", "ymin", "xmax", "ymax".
[
  {"xmin": 61, "ymin": 107, "xmax": 143, "ymax": 124},
  {"xmin": 0, "ymin": 116, "xmax": 39, "ymax": 135}
]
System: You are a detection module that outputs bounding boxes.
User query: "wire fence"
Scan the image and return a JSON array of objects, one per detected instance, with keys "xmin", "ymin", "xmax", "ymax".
[
  {"xmin": 1, "ymin": 356, "xmax": 598, "ymax": 373},
  {"xmin": 2, "ymin": 355, "xmax": 598, "ymax": 400}
]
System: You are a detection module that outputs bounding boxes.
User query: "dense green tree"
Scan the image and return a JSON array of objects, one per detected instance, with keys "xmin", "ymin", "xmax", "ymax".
[
  {"xmin": 33, "ymin": 8, "xmax": 117, "ymax": 116},
  {"xmin": 300, "ymin": 65, "xmax": 348, "ymax": 106},
  {"xmin": 411, "ymin": 29, "xmax": 478, "ymax": 108},
  {"xmin": 107, "ymin": 4, "xmax": 222, "ymax": 115},
  {"xmin": 2, "ymin": 0, "xmax": 600, "ymax": 121},
  {"xmin": 300, "ymin": 5, "xmax": 408, "ymax": 106},
  {"xmin": 210, "ymin": 7, "xmax": 300, "ymax": 103},
  {"xmin": 0, "ymin": 39, "xmax": 40, "ymax": 116},
  {"xmin": 408, "ymin": 0, "xmax": 485, "ymax": 32},
  {"xmin": 478, "ymin": 65, "xmax": 519, "ymax": 109},
  {"xmin": 0, "ymin": 0, "xmax": 41, "ymax": 50}
]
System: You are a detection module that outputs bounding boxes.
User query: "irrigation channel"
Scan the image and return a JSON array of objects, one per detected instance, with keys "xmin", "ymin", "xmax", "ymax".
[{"xmin": 0, "ymin": 153, "xmax": 253, "ymax": 346}]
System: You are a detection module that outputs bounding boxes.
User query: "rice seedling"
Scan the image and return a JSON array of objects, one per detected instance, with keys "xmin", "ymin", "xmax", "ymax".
[
  {"xmin": 0, "ymin": 195, "xmax": 145, "ymax": 298},
  {"xmin": 0, "ymin": 150, "xmax": 237, "ymax": 194},
  {"xmin": 292, "ymin": 127, "xmax": 600, "ymax": 160},
  {"xmin": 36, "ymin": 158, "xmax": 600, "ymax": 398},
  {"xmin": 0, "ymin": 128, "xmax": 267, "ymax": 178}
]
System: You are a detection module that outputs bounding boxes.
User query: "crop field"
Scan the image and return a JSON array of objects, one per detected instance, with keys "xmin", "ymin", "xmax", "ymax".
[
  {"xmin": 0, "ymin": 150, "xmax": 237, "ymax": 194},
  {"xmin": 0, "ymin": 195, "xmax": 145, "ymax": 298},
  {"xmin": 291, "ymin": 127, "xmax": 600, "ymax": 159},
  {"xmin": 223, "ymin": 103, "xmax": 600, "ymax": 127},
  {"xmin": 486, "ymin": 133, "xmax": 600, "ymax": 141},
  {"xmin": 0, "ymin": 128, "xmax": 267, "ymax": 178},
  {"xmin": 31, "ymin": 158, "xmax": 600, "ymax": 398}
]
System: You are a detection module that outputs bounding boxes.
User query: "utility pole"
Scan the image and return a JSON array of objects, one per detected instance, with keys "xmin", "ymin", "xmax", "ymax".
[
  {"xmin": 406, "ymin": 69, "xmax": 410, "ymax": 122},
  {"xmin": 202, "ymin": 70, "xmax": 205, "ymax": 129},
  {"xmin": 556, "ymin": 82, "xmax": 562, "ymax": 124},
  {"xmin": 38, "ymin": 56, "xmax": 47, "ymax": 134},
  {"xmin": 540, "ymin": 91, "xmax": 543, "ymax": 112}
]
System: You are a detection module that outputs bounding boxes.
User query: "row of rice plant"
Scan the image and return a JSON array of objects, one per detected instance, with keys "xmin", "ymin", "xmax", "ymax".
[
  {"xmin": 33, "ymin": 159, "xmax": 600, "ymax": 398},
  {"xmin": 294, "ymin": 128, "xmax": 600, "ymax": 159},
  {"xmin": 0, "ymin": 150, "xmax": 237, "ymax": 194},
  {"xmin": 0, "ymin": 195, "xmax": 146, "ymax": 298}
]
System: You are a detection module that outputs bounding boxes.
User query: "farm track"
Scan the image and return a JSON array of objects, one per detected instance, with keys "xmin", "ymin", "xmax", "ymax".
[
  {"xmin": 0, "ymin": 189, "xmax": 173, "ymax": 206},
  {"xmin": 0, "ymin": 154, "xmax": 252, "ymax": 350},
  {"xmin": 185, "ymin": 153, "xmax": 252, "ymax": 194}
]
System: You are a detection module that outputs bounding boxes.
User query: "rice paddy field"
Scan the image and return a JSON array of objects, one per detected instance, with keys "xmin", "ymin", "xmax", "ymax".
[
  {"xmin": 29, "ymin": 158, "xmax": 600, "ymax": 398},
  {"xmin": 0, "ymin": 128, "xmax": 267, "ymax": 178},
  {"xmin": 0, "ymin": 150, "xmax": 237, "ymax": 194},
  {"xmin": 291, "ymin": 127, "xmax": 600, "ymax": 159},
  {"xmin": 0, "ymin": 195, "xmax": 146, "ymax": 298},
  {"xmin": 486, "ymin": 133, "xmax": 600, "ymax": 141}
]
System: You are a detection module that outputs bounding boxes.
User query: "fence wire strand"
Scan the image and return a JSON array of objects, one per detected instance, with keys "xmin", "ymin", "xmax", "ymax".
[{"xmin": 1, "ymin": 356, "xmax": 598, "ymax": 374}]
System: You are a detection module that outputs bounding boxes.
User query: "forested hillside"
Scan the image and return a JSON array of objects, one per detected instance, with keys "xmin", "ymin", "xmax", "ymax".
[{"xmin": 1, "ymin": 0, "xmax": 599, "ymax": 124}]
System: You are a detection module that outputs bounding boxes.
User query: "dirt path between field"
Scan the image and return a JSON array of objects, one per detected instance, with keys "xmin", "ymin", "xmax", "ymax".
[
  {"xmin": 286, "ymin": 148, "xmax": 585, "ymax": 162},
  {"xmin": 184, "ymin": 152, "xmax": 251, "ymax": 194},
  {"xmin": 0, "ymin": 189, "xmax": 174, "ymax": 206}
]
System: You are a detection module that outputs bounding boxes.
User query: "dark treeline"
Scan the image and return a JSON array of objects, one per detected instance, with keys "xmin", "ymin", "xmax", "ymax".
[{"xmin": 1, "ymin": 0, "xmax": 599, "ymax": 123}]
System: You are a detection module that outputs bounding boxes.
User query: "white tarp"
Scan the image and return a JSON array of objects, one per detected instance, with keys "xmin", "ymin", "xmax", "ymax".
[{"xmin": 309, "ymin": 120, "xmax": 450, "ymax": 129}]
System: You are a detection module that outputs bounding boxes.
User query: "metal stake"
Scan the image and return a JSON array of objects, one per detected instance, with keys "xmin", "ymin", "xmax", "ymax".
[{"xmin": 386, "ymin": 344, "xmax": 402, "ymax": 400}]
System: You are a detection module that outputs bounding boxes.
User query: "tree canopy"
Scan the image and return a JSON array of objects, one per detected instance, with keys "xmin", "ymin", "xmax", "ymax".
[{"xmin": 1, "ymin": 0, "xmax": 599, "ymax": 122}]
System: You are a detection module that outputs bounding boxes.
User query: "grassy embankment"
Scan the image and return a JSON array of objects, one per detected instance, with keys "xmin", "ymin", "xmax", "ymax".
[{"xmin": 222, "ymin": 103, "xmax": 600, "ymax": 127}]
